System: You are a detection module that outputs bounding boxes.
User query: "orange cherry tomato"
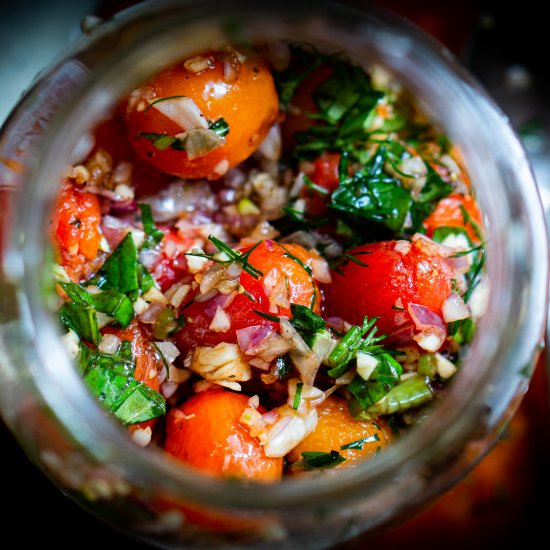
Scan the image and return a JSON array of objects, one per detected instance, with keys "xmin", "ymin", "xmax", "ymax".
[
  {"xmin": 323, "ymin": 240, "xmax": 454, "ymax": 338},
  {"xmin": 52, "ymin": 181, "xmax": 102, "ymax": 282},
  {"xmin": 175, "ymin": 240, "xmax": 322, "ymax": 352},
  {"xmin": 287, "ymin": 396, "xmax": 392, "ymax": 469},
  {"xmin": 164, "ymin": 389, "xmax": 283, "ymax": 481},
  {"xmin": 423, "ymin": 193, "xmax": 482, "ymax": 242},
  {"xmin": 124, "ymin": 48, "xmax": 279, "ymax": 180}
]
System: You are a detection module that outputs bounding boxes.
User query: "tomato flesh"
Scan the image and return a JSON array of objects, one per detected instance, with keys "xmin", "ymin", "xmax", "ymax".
[{"xmin": 164, "ymin": 390, "xmax": 283, "ymax": 481}]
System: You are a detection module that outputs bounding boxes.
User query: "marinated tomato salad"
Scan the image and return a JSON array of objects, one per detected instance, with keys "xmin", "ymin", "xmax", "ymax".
[{"xmin": 52, "ymin": 43, "xmax": 487, "ymax": 481}]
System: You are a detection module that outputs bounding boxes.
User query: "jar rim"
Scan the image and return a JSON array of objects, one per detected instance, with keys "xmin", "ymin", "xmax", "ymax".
[{"xmin": 3, "ymin": 0, "xmax": 548, "ymax": 514}]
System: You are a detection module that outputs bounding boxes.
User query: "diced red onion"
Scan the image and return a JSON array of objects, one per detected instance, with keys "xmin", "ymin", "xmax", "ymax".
[
  {"xmin": 310, "ymin": 258, "xmax": 331, "ymax": 284},
  {"xmin": 257, "ymin": 124, "xmax": 282, "ymax": 162},
  {"xmin": 236, "ymin": 325, "xmax": 273, "ymax": 355},
  {"xmin": 446, "ymin": 254, "xmax": 471, "ymax": 275},
  {"xmin": 408, "ymin": 303, "xmax": 446, "ymax": 332},
  {"xmin": 154, "ymin": 341, "xmax": 180, "ymax": 365},
  {"xmin": 388, "ymin": 323, "xmax": 416, "ymax": 345},
  {"xmin": 139, "ymin": 248, "xmax": 163, "ymax": 270},
  {"xmin": 262, "ymin": 410, "xmax": 279, "ymax": 424},
  {"xmin": 442, "ymin": 292, "xmax": 471, "ymax": 323},
  {"xmin": 109, "ymin": 199, "xmax": 138, "ymax": 215},
  {"xmin": 394, "ymin": 240, "xmax": 411, "ymax": 254},
  {"xmin": 98, "ymin": 333, "xmax": 121, "ymax": 355}
]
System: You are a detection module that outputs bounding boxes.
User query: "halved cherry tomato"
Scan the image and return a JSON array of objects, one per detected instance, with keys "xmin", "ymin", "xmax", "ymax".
[
  {"xmin": 287, "ymin": 395, "xmax": 392, "ymax": 469},
  {"xmin": 164, "ymin": 389, "xmax": 283, "ymax": 481},
  {"xmin": 52, "ymin": 181, "xmax": 102, "ymax": 282},
  {"xmin": 423, "ymin": 193, "xmax": 482, "ymax": 242},
  {"xmin": 323, "ymin": 240, "xmax": 454, "ymax": 338},
  {"xmin": 124, "ymin": 48, "xmax": 279, "ymax": 180},
  {"xmin": 175, "ymin": 241, "xmax": 321, "ymax": 352}
]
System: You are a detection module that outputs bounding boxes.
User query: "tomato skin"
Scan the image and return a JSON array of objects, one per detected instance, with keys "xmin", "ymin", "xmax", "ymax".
[
  {"xmin": 175, "ymin": 241, "xmax": 321, "ymax": 353},
  {"xmin": 52, "ymin": 181, "xmax": 102, "ymax": 281},
  {"xmin": 287, "ymin": 396, "xmax": 392, "ymax": 469},
  {"xmin": 323, "ymin": 240, "xmax": 454, "ymax": 338},
  {"xmin": 164, "ymin": 390, "xmax": 283, "ymax": 481},
  {"xmin": 423, "ymin": 193, "xmax": 482, "ymax": 242},
  {"xmin": 304, "ymin": 152, "xmax": 341, "ymax": 216},
  {"xmin": 125, "ymin": 49, "xmax": 279, "ymax": 180}
]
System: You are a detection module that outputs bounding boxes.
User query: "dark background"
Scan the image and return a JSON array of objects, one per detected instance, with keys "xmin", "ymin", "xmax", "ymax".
[{"xmin": 1, "ymin": 1, "xmax": 549, "ymax": 548}]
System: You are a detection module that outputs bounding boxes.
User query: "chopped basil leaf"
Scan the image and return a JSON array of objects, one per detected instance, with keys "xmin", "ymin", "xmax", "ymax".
[
  {"xmin": 80, "ymin": 340, "xmax": 166, "ymax": 426},
  {"xmin": 138, "ymin": 203, "xmax": 165, "ymax": 248},
  {"xmin": 340, "ymin": 433, "xmax": 380, "ymax": 451},
  {"xmin": 330, "ymin": 150, "xmax": 412, "ymax": 232},
  {"xmin": 346, "ymin": 353, "xmax": 403, "ymax": 411},
  {"xmin": 90, "ymin": 233, "xmax": 139, "ymax": 299},
  {"xmin": 208, "ymin": 117, "xmax": 230, "ymax": 138},
  {"xmin": 59, "ymin": 301, "xmax": 101, "ymax": 346},
  {"xmin": 290, "ymin": 303, "xmax": 326, "ymax": 347},
  {"xmin": 60, "ymin": 282, "xmax": 134, "ymax": 328},
  {"xmin": 137, "ymin": 263, "xmax": 156, "ymax": 294},
  {"xmin": 301, "ymin": 450, "xmax": 346, "ymax": 469},
  {"xmin": 449, "ymin": 317, "xmax": 476, "ymax": 345}
]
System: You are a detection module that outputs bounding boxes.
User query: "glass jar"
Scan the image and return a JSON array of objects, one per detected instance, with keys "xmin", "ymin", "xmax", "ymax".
[{"xmin": 0, "ymin": 1, "xmax": 547, "ymax": 548}]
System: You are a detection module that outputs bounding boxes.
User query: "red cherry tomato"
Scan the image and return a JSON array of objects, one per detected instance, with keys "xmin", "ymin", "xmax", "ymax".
[
  {"xmin": 303, "ymin": 152, "xmax": 341, "ymax": 216},
  {"xmin": 52, "ymin": 181, "xmax": 102, "ymax": 282},
  {"xmin": 124, "ymin": 48, "xmax": 279, "ymax": 180},
  {"xmin": 175, "ymin": 241, "xmax": 321, "ymax": 352},
  {"xmin": 164, "ymin": 389, "xmax": 283, "ymax": 481},
  {"xmin": 323, "ymin": 240, "xmax": 454, "ymax": 338}
]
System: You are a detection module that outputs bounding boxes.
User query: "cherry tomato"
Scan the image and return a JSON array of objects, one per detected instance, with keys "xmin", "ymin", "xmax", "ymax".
[
  {"xmin": 52, "ymin": 181, "xmax": 102, "ymax": 282},
  {"xmin": 423, "ymin": 193, "xmax": 482, "ymax": 242},
  {"xmin": 303, "ymin": 152, "xmax": 341, "ymax": 216},
  {"xmin": 323, "ymin": 240, "xmax": 454, "ymax": 338},
  {"xmin": 124, "ymin": 48, "xmax": 279, "ymax": 180},
  {"xmin": 287, "ymin": 395, "xmax": 392, "ymax": 469},
  {"xmin": 164, "ymin": 389, "xmax": 283, "ymax": 481},
  {"xmin": 175, "ymin": 241, "xmax": 321, "ymax": 352}
]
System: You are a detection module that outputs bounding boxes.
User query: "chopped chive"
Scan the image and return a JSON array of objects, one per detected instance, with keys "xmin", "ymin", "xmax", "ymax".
[
  {"xmin": 253, "ymin": 310, "xmax": 281, "ymax": 323},
  {"xmin": 293, "ymin": 382, "xmax": 303, "ymax": 410}
]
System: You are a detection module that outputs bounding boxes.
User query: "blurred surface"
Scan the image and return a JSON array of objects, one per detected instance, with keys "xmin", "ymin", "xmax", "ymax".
[{"xmin": 1, "ymin": 1, "xmax": 549, "ymax": 548}]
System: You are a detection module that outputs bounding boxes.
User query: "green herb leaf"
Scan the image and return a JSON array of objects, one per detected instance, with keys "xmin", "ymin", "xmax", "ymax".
[
  {"xmin": 208, "ymin": 117, "xmax": 230, "ymax": 138},
  {"xmin": 60, "ymin": 282, "xmax": 134, "ymax": 328},
  {"xmin": 330, "ymin": 150, "xmax": 412, "ymax": 232},
  {"xmin": 90, "ymin": 233, "xmax": 139, "ymax": 299},
  {"xmin": 326, "ymin": 316, "xmax": 386, "ymax": 378},
  {"xmin": 290, "ymin": 303, "xmax": 326, "ymax": 347},
  {"xmin": 301, "ymin": 450, "xmax": 346, "ymax": 469},
  {"xmin": 253, "ymin": 310, "xmax": 281, "ymax": 323},
  {"xmin": 293, "ymin": 382, "xmax": 303, "ymax": 410},
  {"xmin": 138, "ymin": 203, "xmax": 165, "ymax": 248},
  {"xmin": 59, "ymin": 301, "xmax": 101, "ymax": 345},
  {"xmin": 138, "ymin": 132, "xmax": 183, "ymax": 151},
  {"xmin": 80, "ymin": 340, "xmax": 166, "ymax": 426},
  {"xmin": 185, "ymin": 235, "xmax": 264, "ymax": 280},
  {"xmin": 346, "ymin": 353, "xmax": 403, "ymax": 410}
]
